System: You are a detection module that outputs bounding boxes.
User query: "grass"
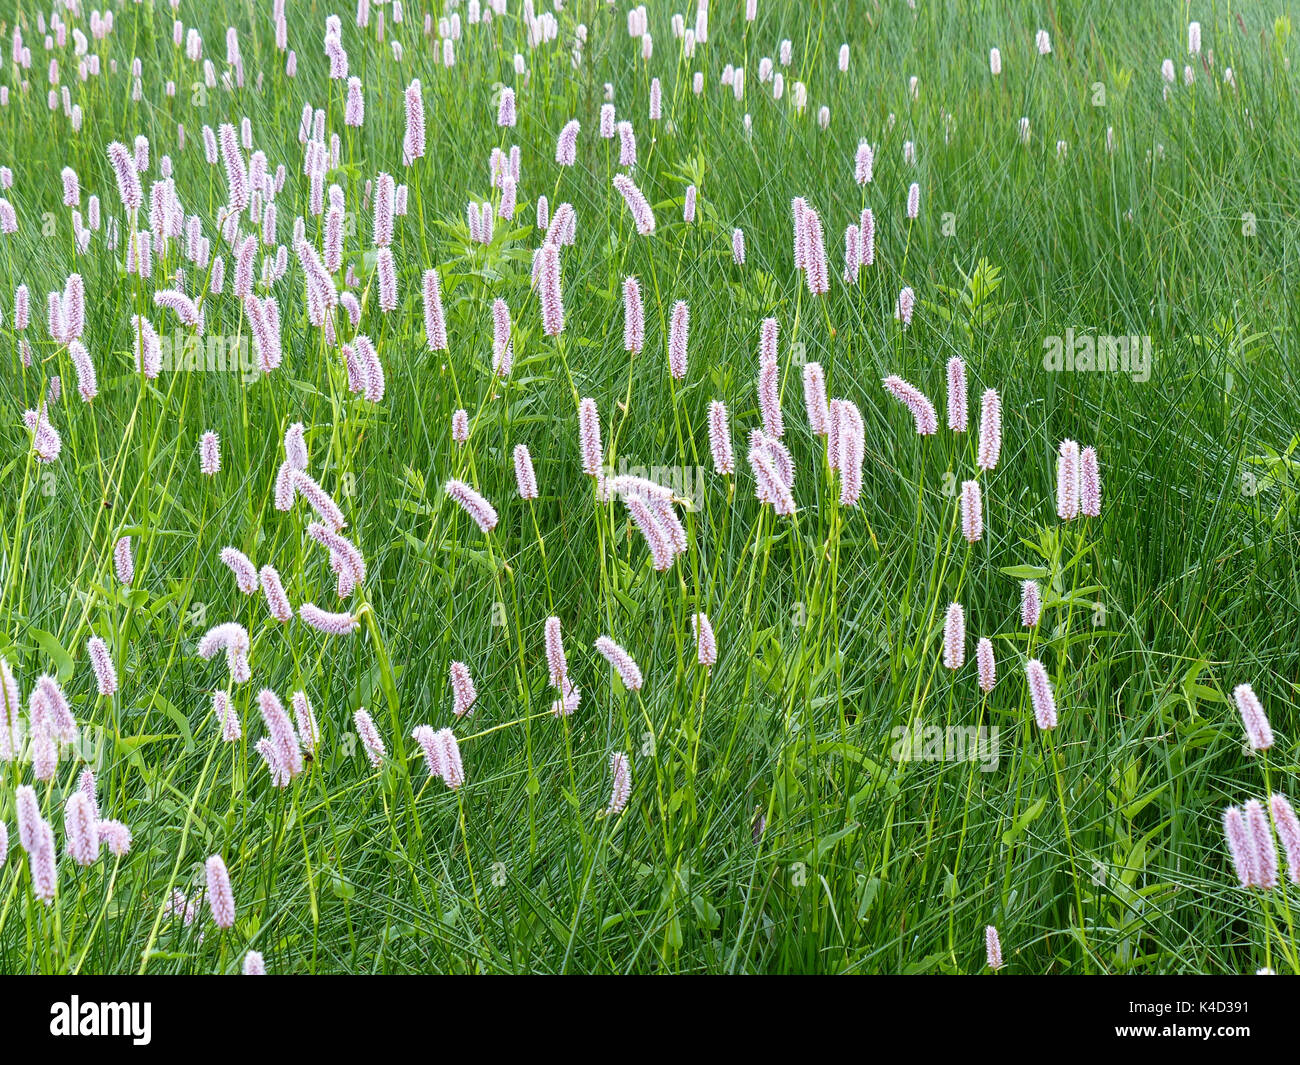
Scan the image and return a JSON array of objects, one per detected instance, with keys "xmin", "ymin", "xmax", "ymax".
[{"xmin": 0, "ymin": 0, "xmax": 1298, "ymax": 974}]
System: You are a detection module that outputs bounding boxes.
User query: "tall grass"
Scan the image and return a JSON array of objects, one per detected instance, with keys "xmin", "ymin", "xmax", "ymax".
[{"xmin": 0, "ymin": 0, "xmax": 1297, "ymax": 974}]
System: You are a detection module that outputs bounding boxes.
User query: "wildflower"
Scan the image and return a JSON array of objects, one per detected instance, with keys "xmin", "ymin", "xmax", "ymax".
[
  {"xmin": 882, "ymin": 376, "xmax": 937, "ymax": 435},
  {"xmin": 1056, "ymin": 439, "xmax": 1080, "ymax": 521},
  {"xmin": 445, "ymin": 479, "xmax": 499, "ymax": 533},
  {"xmin": 213, "ymin": 690, "xmax": 241, "ymax": 742},
  {"xmin": 64, "ymin": 791, "xmax": 99, "ymax": 866},
  {"xmin": 1025, "ymin": 659, "xmax": 1058, "ymax": 729},
  {"xmin": 1021, "ymin": 580, "xmax": 1042, "ymax": 628},
  {"xmin": 578, "ymin": 398, "xmax": 603, "ymax": 476},
  {"xmin": 623, "ymin": 276, "xmax": 644, "ymax": 352},
  {"xmin": 354, "ymin": 708, "xmax": 386, "ymax": 767},
  {"xmin": 450, "ymin": 661, "xmax": 478, "ymax": 717},
  {"xmin": 693, "ymin": 613, "xmax": 717, "ymax": 667},
  {"xmin": 757, "ymin": 357, "xmax": 783, "ymax": 438},
  {"xmin": 612, "ymin": 174, "xmax": 655, "ymax": 235},
  {"xmin": 86, "ymin": 636, "xmax": 118, "ymax": 696},
  {"xmin": 1224, "ymin": 805, "xmax": 1255, "ymax": 887},
  {"xmin": 292, "ymin": 691, "xmax": 319, "ymax": 754},
  {"xmin": 854, "ymin": 140, "xmax": 873, "ymax": 184},
  {"xmin": 595, "ymin": 636, "xmax": 643, "ymax": 691},
  {"xmin": 708, "ymin": 401, "xmax": 734, "ymax": 474},
  {"xmin": 114, "ymin": 536, "xmax": 134, "ymax": 585},
  {"xmin": 976, "ymin": 390, "xmax": 1002, "ymax": 470},
  {"xmin": 205, "ymin": 854, "xmax": 235, "ymax": 928},
  {"xmin": 626, "ymin": 494, "xmax": 676, "ymax": 571},
  {"xmin": 943, "ymin": 603, "xmax": 965, "ymax": 669},
  {"xmin": 1233, "ymin": 683, "xmax": 1273, "ymax": 751},
  {"xmin": 894, "ymin": 286, "xmax": 915, "ymax": 327},
  {"xmin": 977, "ymin": 638, "xmax": 996, "ymax": 693},
  {"xmin": 1270, "ymin": 794, "xmax": 1300, "ymax": 884},
  {"xmin": 961, "ymin": 480, "xmax": 983, "ymax": 543},
  {"xmin": 299, "ymin": 603, "xmax": 360, "ymax": 634},
  {"xmin": 985, "ymin": 925, "xmax": 1004, "ymax": 969},
  {"xmin": 199, "ymin": 431, "xmax": 221, "ymax": 475},
  {"xmin": 947, "ymin": 358, "xmax": 968, "ymax": 432},
  {"xmin": 423, "ymin": 269, "xmax": 448, "ymax": 350},
  {"xmin": 749, "ymin": 446, "xmax": 796, "ymax": 516},
  {"xmin": 607, "ymin": 752, "xmax": 632, "ymax": 814},
  {"xmin": 803, "ymin": 363, "xmax": 830, "ymax": 435},
  {"xmin": 556, "ymin": 119, "xmax": 579, "ymax": 165},
  {"xmin": 514, "ymin": 444, "xmax": 539, "ymax": 499},
  {"xmin": 220, "ymin": 547, "xmax": 260, "ymax": 595},
  {"xmin": 243, "ymin": 951, "xmax": 266, "ymax": 975},
  {"xmin": 668, "ymin": 301, "xmax": 690, "ymax": 379},
  {"xmin": 538, "ymin": 242, "xmax": 565, "ymax": 336},
  {"xmin": 544, "ymin": 617, "xmax": 568, "ymax": 689},
  {"xmin": 1245, "ymin": 799, "xmax": 1279, "ymax": 889},
  {"xmin": 1080, "ymin": 447, "xmax": 1101, "ymax": 517}
]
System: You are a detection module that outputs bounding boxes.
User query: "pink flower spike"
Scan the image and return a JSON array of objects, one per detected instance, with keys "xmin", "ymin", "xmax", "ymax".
[
  {"xmin": 942, "ymin": 603, "xmax": 965, "ymax": 669},
  {"xmin": 220, "ymin": 547, "xmax": 260, "ymax": 595},
  {"xmin": 299, "ymin": 602, "xmax": 360, "ymax": 635},
  {"xmin": 1233, "ymin": 683, "xmax": 1273, "ymax": 751},
  {"xmin": 114, "ymin": 536, "xmax": 134, "ymax": 585},
  {"xmin": 1025, "ymin": 659, "xmax": 1058, "ymax": 730},
  {"xmin": 451, "ymin": 408, "xmax": 470, "ymax": 446},
  {"xmin": 445, "ymin": 479, "xmax": 499, "ymax": 533},
  {"xmin": 511, "ymin": 443, "xmax": 539, "ymax": 500},
  {"xmin": 1021, "ymin": 580, "xmax": 1042, "ymax": 628},
  {"xmin": 205, "ymin": 854, "xmax": 235, "ymax": 928},
  {"xmin": 353, "ymin": 708, "xmax": 386, "ymax": 768},
  {"xmin": 213, "ymin": 690, "xmax": 241, "ymax": 742},
  {"xmin": 199, "ymin": 431, "xmax": 221, "ymax": 475},
  {"xmin": 976, "ymin": 638, "xmax": 996, "ymax": 693},
  {"xmin": 449, "ymin": 661, "xmax": 478, "ymax": 717},
  {"xmin": 1245, "ymin": 799, "xmax": 1279, "ymax": 889},
  {"xmin": 708, "ymin": 401, "xmax": 734, "ymax": 475},
  {"xmin": 595, "ymin": 636, "xmax": 644, "ymax": 691},
  {"xmin": 577, "ymin": 398, "xmax": 603, "ymax": 476},
  {"xmin": 946, "ymin": 358, "xmax": 968, "ymax": 432},
  {"xmin": 1224, "ymin": 806, "xmax": 1255, "ymax": 888},
  {"xmin": 259, "ymin": 565, "xmax": 293, "ymax": 623},
  {"xmin": 693, "ymin": 613, "xmax": 717, "ymax": 667},
  {"xmin": 292, "ymin": 691, "xmax": 319, "ymax": 754},
  {"xmin": 544, "ymin": 617, "xmax": 568, "ymax": 688},
  {"xmin": 882, "ymin": 376, "xmax": 938, "ymax": 436},
  {"xmin": 985, "ymin": 926, "xmax": 1004, "ymax": 970},
  {"xmin": 607, "ymin": 751, "xmax": 632, "ymax": 814},
  {"xmin": 86, "ymin": 636, "xmax": 118, "ymax": 696},
  {"xmin": 802, "ymin": 363, "xmax": 829, "ymax": 435},
  {"xmin": 1080, "ymin": 446, "xmax": 1101, "ymax": 517},
  {"xmin": 977, "ymin": 389, "xmax": 1002, "ymax": 470},
  {"xmin": 960, "ymin": 480, "xmax": 983, "ymax": 543},
  {"xmin": 64, "ymin": 791, "xmax": 99, "ymax": 866},
  {"xmin": 1056, "ymin": 439, "xmax": 1081, "ymax": 521},
  {"xmin": 1270, "ymin": 794, "xmax": 1300, "ymax": 884}
]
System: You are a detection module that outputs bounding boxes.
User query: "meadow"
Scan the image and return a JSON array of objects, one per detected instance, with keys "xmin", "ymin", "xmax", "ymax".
[{"xmin": 0, "ymin": 0, "xmax": 1298, "ymax": 975}]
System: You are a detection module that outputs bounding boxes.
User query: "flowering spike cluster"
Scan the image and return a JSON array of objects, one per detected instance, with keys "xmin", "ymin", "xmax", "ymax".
[
  {"xmin": 607, "ymin": 751, "xmax": 632, "ymax": 815},
  {"xmin": 882, "ymin": 376, "xmax": 938, "ymax": 436},
  {"xmin": 1025, "ymin": 659, "xmax": 1058, "ymax": 730}
]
